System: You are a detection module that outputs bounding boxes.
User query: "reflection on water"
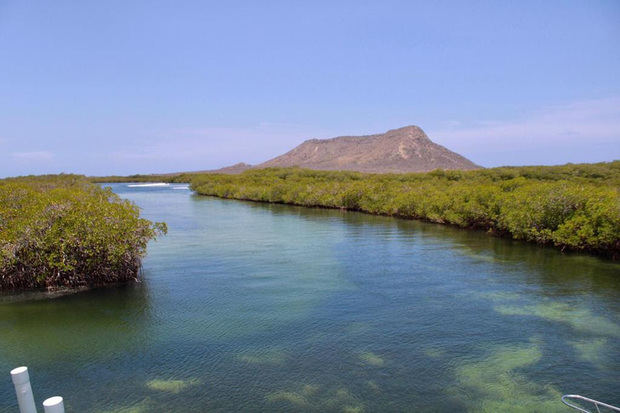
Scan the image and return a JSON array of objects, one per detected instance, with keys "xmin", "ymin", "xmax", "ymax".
[
  {"xmin": 0, "ymin": 283, "xmax": 152, "ymax": 362},
  {"xmin": 1, "ymin": 184, "xmax": 618, "ymax": 412}
]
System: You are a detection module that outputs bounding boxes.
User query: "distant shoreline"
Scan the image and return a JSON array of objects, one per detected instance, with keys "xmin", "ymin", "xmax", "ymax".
[{"xmin": 186, "ymin": 163, "xmax": 620, "ymax": 259}]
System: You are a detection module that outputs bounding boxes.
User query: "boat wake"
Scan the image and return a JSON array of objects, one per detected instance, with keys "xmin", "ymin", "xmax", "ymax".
[{"xmin": 127, "ymin": 183, "xmax": 170, "ymax": 187}]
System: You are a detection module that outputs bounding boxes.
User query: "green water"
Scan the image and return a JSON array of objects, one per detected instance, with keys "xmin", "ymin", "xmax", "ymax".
[{"xmin": 1, "ymin": 184, "xmax": 618, "ymax": 412}]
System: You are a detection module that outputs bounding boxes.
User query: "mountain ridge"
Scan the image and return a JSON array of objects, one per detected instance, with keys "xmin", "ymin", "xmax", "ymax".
[
  {"xmin": 181, "ymin": 125, "xmax": 480, "ymax": 174},
  {"xmin": 255, "ymin": 125, "xmax": 480, "ymax": 173}
]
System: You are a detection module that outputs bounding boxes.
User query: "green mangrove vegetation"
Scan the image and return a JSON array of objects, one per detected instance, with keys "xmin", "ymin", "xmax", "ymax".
[
  {"xmin": 88, "ymin": 174, "xmax": 188, "ymax": 184},
  {"xmin": 0, "ymin": 174, "xmax": 166, "ymax": 291},
  {"xmin": 188, "ymin": 161, "xmax": 620, "ymax": 257}
]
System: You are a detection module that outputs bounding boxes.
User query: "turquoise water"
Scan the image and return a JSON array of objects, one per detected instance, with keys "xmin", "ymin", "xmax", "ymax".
[{"xmin": 1, "ymin": 184, "xmax": 619, "ymax": 412}]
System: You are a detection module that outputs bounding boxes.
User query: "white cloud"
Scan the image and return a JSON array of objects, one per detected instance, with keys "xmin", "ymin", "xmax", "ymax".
[
  {"xmin": 428, "ymin": 97, "xmax": 620, "ymax": 166},
  {"xmin": 11, "ymin": 151, "xmax": 54, "ymax": 161},
  {"xmin": 112, "ymin": 123, "xmax": 335, "ymax": 167}
]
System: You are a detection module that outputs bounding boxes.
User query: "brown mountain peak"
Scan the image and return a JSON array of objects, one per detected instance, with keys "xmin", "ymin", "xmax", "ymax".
[
  {"xmin": 257, "ymin": 125, "xmax": 480, "ymax": 173},
  {"xmin": 386, "ymin": 124, "xmax": 426, "ymax": 136}
]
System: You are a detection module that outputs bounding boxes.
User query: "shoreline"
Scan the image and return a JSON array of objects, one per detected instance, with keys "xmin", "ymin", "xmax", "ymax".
[
  {"xmin": 187, "ymin": 164, "xmax": 620, "ymax": 260},
  {"xmin": 195, "ymin": 192, "xmax": 619, "ymax": 261}
]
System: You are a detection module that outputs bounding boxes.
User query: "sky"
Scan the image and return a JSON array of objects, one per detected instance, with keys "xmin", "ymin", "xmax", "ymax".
[{"xmin": 0, "ymin": 0, "xmax": 619, "ymax": 177}]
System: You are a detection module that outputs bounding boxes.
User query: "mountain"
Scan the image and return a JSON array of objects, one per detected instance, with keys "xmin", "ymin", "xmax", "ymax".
[
  {"xmin": 205, "ymin": 162, "xmax": 253, "ymax": 174},
  {"xmin": 255, "ymin": 125, "xmax": 480, "ymax": 173},
  {"xmin": 164, "ymin": 162, "xmax": 253, "ymax": 175},
  {"xmin": 169, "ymin": 125, "xmax": 479, "ymax": 175}
]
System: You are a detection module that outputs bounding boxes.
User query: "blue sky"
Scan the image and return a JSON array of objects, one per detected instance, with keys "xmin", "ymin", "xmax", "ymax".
[{"xmin": 1, "ymin": 0, "xmax": 619, "ymax": 176}]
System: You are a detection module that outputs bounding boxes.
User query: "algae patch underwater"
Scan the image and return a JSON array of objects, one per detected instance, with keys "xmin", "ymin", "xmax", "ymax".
[
  {"xmin": 453, "ymin": 343, "xmax": 563, "ymax": 412},
  {"xmin": 145, "ymin": 378, "xmax": 201, "ymax": 394}
]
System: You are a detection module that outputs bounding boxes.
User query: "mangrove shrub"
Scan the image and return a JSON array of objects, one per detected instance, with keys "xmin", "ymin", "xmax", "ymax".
[
  {"xmin": 189, "ymin": 162, "xmax": 620, "ymax": 257},
  {"xmin": 0, "ymin": 175, "xmax": 166, "ymax": 291}
]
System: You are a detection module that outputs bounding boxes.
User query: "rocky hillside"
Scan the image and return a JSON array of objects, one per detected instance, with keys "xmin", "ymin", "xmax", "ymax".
[
  {"xmin": 206, "ymin": 162, "xmax": 253, "ymax": 174},
  {"xmin": 256, "ymin": 126, "xmax": 480, "ymax": 173}
]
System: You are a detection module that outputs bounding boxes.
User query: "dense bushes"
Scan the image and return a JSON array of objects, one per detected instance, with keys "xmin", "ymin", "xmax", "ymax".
[
  {"xmin": 190, "ymin": 162, "xmax": 620, "ymax": 257},
  {"xmin": 0, "ymin": 175, "xmax": 166, "ymax": 291}
]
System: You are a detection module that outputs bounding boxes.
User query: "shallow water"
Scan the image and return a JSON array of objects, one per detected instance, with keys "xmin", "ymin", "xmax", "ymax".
[{"xmin": 1, "ymin": 184, "xmax": 618, "ymax": 412}]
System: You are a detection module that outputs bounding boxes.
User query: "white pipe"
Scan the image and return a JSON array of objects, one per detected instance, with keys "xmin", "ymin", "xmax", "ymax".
[
  {"xmin": 42, "ymin": 396, "xmax": 64, "ymax": 413},
  {"xmin": 10, "ymin": 366, "xmax": 37, "ymax": 413}
]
